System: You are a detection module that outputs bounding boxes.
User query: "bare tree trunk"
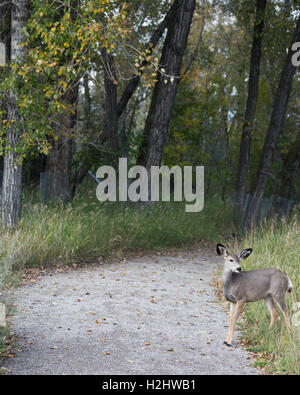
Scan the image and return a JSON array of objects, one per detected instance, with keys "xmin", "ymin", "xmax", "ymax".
[
  {"xmin": 138, "ymin": 0, "xmax": 195, "ymax": 169},
  {"xmin": 102, "ymin": 48, "xmax": 118, "ymax": 156},
  {"xmin": 0, "ymin": 0, "xmax": 11, "ymax": 185},
  {"xmin": 0, "ymin": 0, "xmax": 11, "ymax": 63},
  {"xmin": 234, "ymin": 0, "xmax": 267, "ymax": 219},
  {"xmin": 45, "ymin": 87, "xmax": 78, "ymax": 203},
  {"xmin": 243, "ymin": 14, "xmax": 300, "ymax": 230},
  {"xmin": 83, "ymin": 72, "xmax": 91, "ymax": 132},
  {"xmin": 1, "ymin": 0, "xmax": 28, "ymax": 229},
  {"xmin": 69, "ymin": 74, "xmax": 90, "ymax": 199}
]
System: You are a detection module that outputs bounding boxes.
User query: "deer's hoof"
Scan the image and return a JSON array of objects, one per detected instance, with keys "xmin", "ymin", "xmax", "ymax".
[{"xmin": 224, "ymin": 341, "xmax": 231, "ymax": 347}]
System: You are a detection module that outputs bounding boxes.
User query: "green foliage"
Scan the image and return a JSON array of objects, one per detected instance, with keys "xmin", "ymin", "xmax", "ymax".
[{"xmin": 0, "ymin": 0, "xmax": 129, "ymax": 161}]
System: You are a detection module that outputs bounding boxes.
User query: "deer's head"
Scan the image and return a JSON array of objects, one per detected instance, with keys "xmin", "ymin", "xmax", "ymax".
[{"xmin": 216, "ymin": 243, "xmax": 252, "ymax": 273}]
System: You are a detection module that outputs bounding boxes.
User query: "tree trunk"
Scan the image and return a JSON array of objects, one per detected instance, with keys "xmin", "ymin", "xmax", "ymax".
[
  {"xmin": 1, "ymin": 0, "xmax": 28, "ymax": 229},
  {"xmin": 243, "ymin": 14, "xmax": 300, "ymax": 230},
  {"xmin": 276, "ymin": 131, "xmax": 300, "ymax": 199},
  {"xmin": 45, "ymin": 137, "xmax": 72, "ymax": 203},
  {"xmin": 102, "ymin": 48, "xmax": 118, "ymax": 156},
  {"xmin": 234, "ymin": 0, "xmax": 267, "ymax": 219},
  {"xmin": 45, "ymin": 87, "xmax": 78, "ymax": 203},
  {"xmin": 83, "ymin": 72, "xmax": 91, "ymax": 132},
  {"xmin": 0, "ymin": 0, "xmax": 11, "ymax": 63},
  {"xmin": 138, "ymin": 0, "xmax": 195, "ymax": 169}
]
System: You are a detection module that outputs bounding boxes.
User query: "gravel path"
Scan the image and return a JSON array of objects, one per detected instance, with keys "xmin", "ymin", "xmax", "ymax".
[{"xmin": 1, "ymin": 249, "xmax": 259, "ymax": 375}]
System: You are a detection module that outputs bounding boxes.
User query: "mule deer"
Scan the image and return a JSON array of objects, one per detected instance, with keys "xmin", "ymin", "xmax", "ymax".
[{"xmin": 216, "ymin": 243, "xmax": 293, "ymax": 346}]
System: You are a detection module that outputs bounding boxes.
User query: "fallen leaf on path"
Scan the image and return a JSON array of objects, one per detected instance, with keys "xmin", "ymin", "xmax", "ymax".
[{"xmin": 127, "ymin": 359, "xmax": 134, "ymax": 364}]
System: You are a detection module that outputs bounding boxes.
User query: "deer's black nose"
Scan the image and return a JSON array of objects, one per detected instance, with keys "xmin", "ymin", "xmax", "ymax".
[{"xmin": 237, "ymin": 267, "xmax": 241, "ymax": 272}]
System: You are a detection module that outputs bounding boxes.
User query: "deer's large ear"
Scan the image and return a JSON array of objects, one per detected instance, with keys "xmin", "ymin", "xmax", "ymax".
[
  {"xmin": 216, "ymin": 243, "xmax": 227, "ymax": 256},
  {"xmin": 239, "ymin": 248, "xmax": 253, "ymax": 260}
]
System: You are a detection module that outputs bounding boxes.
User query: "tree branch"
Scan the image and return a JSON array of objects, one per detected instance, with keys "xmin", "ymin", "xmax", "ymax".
[{"xmin": 117, "ymin": 0, "xmax": 178, "ymax": 118}]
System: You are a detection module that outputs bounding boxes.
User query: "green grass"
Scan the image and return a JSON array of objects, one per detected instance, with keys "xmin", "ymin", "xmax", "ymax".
[{"xmin": 235, "ymin": 217, "xmax": 300, "ymax": 374}]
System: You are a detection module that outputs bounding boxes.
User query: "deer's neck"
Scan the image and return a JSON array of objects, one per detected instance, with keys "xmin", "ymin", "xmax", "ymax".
[
  {"xmin": 222, "ymin": 268, "xmax": 233, "ymax": 287},
  {"xmin": 222, "ymin": 269, "xmax": 234, "ymax": 300}
]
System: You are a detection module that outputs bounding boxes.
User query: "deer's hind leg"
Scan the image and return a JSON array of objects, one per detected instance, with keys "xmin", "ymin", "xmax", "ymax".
[
  {"xmin": 273, "ymin": 295, "xmax": 291, "ymax": 332},
  {"xmin": 265, "ymin": 296, "xmax": 279, "ymax": 329}
]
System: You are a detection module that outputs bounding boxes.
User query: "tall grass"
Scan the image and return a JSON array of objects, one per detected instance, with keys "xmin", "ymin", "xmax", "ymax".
[
  {"xmin": 236, "ymin": 217, "xmax": 300, "ymax": 374},
  {"xmin": 0, "ymin": 189, "xmax": 234, "ymax": 288}
]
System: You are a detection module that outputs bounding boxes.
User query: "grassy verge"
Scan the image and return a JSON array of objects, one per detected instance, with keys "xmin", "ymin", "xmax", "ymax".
[{"xmin": 235, "ymin": 217, "xmax": 300, "ymax": 374}]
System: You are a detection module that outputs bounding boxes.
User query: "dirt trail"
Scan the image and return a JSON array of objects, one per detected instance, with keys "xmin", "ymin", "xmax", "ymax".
[{"xmin": 1, "ymin": 249, "xmax": 259, "ymax": 375}]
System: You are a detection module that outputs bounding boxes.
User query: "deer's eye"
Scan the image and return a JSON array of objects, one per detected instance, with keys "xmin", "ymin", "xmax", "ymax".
[{"xmin": 230, "ymin": 259, "xmax": 234, "ymax": 262}]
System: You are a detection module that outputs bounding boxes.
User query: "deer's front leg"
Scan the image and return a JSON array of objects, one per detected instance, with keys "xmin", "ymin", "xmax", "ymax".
[
  {"xmin": 225, "ymin": 302, "xmax": 235, "ymax": 345},
  {"xmin": 225, "ymin": 301, "xmax": 244, "ymax": 346}
]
